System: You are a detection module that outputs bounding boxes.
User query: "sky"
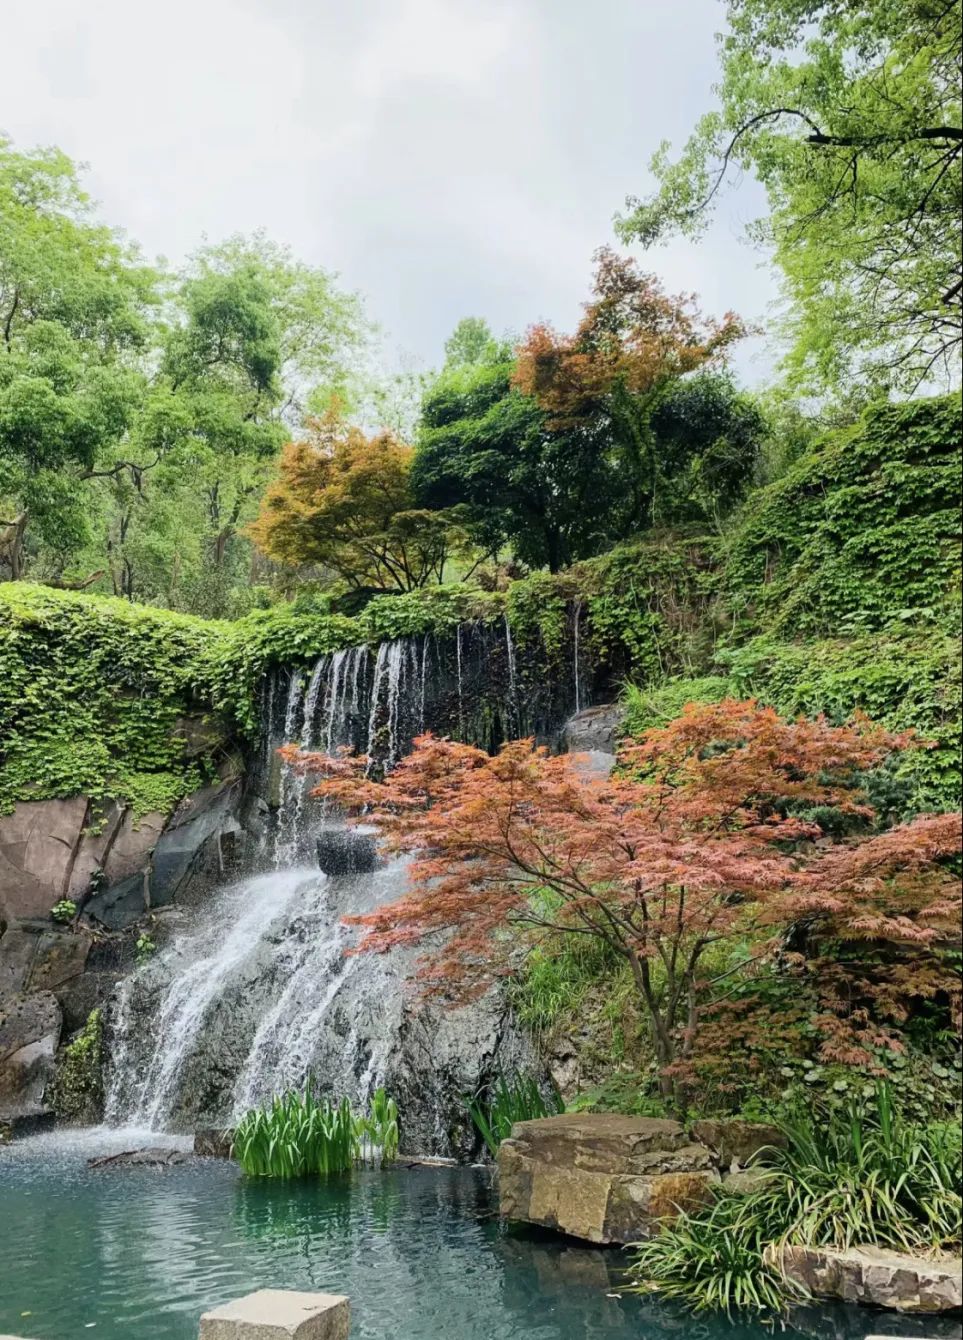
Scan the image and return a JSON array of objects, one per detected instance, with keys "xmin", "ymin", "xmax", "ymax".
[{"xmin": 5, "ymin": 0, "xmax": 778, "ymax": 383}]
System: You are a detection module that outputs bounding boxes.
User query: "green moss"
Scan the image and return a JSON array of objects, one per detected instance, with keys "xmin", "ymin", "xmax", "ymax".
[
  {"xmin": 0, "ymin": 584, "xmax": 227, "ymax": 814},
  {"xmin": 50, "ymin": 1008, "xmax": 103, "ymax": 1124}
]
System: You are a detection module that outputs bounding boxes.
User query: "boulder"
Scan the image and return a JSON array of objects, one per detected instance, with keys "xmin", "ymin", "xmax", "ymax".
[
  {"xmin": 199, "ymin": 1289, "xmax": 350, "ymax": 1340},
  {"xmin": 315, "ymin": 826, "xmax": 380, "ymax": 877},
  {"xmin": 562, "ymin": 704, "xmax": 624, "ymax": 755},
  {"xmin": 194, "ymin": 1127, "xmax": 234, "ymax": 1158},
  {"xmin": 0, "ymin": 796, "xmax": 90, "ymax": 919},
  {"xmin": 498, "ymin": 1114, "xmax": 718, "ymax": 1244},
  {"xmin": 0, "ymin": 990, "xmax": 62, "ymax": 1113},
  {"xmin": 777, "ymin": 1244, "xmax": 962, "ymax": 1314},
  {"xmin": 690, "ymin": 1117, "xmax": 785, "ymax": 1169}
]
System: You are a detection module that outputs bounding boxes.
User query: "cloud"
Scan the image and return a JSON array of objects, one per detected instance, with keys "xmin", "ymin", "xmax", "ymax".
[{"xmin": 5, "ymin": 0, "xmax": 778, "ymax": 383}]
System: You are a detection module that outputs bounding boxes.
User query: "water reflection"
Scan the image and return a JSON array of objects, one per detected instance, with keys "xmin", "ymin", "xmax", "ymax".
[{"xmin": 2, "ymin": 1142, "xmax": 961, "ymax": 1340}]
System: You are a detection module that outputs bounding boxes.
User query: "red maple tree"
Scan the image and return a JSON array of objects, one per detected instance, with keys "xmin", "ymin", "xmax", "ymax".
[
  {"xmin": 284, "ymin": 700, "xmax": 961, "ymax": 1097},
  {"xmin": 513, "ymin": 248, "xmax": 747, "ymax": 528}
]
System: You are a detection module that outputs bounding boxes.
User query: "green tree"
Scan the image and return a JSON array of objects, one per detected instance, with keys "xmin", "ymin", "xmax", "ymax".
[
  {"xmin": 618, "ymin": 0, "xmax": 963, "ymax": 392},
  {"xmin": 413, "ymin": 344, "xmax": 621, "ymax": 572},
  {"xmin": 0, "ymin": 137, "xmax": 159, "ymax": 579}
]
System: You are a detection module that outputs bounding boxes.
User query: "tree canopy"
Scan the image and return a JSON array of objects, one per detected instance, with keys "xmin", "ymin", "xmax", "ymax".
[{"xmin": 618, "ymin": 0, "xmax": 963, "ymax": 392}]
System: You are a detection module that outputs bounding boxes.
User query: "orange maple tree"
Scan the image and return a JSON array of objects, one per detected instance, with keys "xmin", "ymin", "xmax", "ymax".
[
  {"xmin": 249, "ymin": 412, "xmax": 477, "ymax": 591},
  {"xmin": 514, "ymin": 247, "xmax": 746, "ymax": 529},
  {"xmin": 285, "ymin": 700, "xmax": 961, "ymax": 1097}
]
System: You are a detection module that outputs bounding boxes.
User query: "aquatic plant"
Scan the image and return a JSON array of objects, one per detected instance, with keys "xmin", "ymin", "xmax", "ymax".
[
  {"xmin": 233, "ymin": 1084, "xmax": 402, "ymax": 1178},
  {"xmin": 464, "ymin": 1072, "xmax": 564, "ymax": 1156}
]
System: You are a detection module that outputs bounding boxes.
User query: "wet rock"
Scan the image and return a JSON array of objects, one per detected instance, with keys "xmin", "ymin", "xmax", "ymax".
[
  {"xmin": 88, "ymin": 1146, "xmax": 189, "ymax": 1168},
  {"xmin": 777, "ymin": 1244, "xmax": 962, "ymax": 1313},
  {"xmin": 0, "ymin": 1107, "xmax": 55, "ymax": 1141},
  {"xmin": 690, "ymin": 1117, "xmax": 785, "ymax": 1169},
  {"xmin": 194, "ymin": 1127, "xmax": 234, "ymax": 1158},
  {"xmin": 315, "ymin": 827, "xmax": 380, "ymax": 877},
  {"xmin": 498, "ymin": 1114, "xmax": 718, "ymax": 1244},
  {"xmin": 25, "ymin": 928, "xmax": 91, "ymax": 994},
  {"xmin": 0, "ymin": 990, "xmax": 62, "ymax": 1113}
]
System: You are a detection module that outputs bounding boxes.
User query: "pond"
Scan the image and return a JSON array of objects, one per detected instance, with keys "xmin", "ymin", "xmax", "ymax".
[{"xmin": 1, "ymin": 1130, "xmax": 959, "ymax": 1340}]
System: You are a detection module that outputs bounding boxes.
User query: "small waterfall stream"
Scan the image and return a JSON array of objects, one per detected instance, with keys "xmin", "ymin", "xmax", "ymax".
[{"xmin": 104, "ymin": 619, "xmax": 581, "ymax": 1151}]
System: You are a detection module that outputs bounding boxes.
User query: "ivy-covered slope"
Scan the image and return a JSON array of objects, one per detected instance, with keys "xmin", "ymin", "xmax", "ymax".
[
  {"xmin": 0, "ymin": 585, "xmax": 229, "ymax": 815},
  {"xmin": 2, "ymin": 392, "xmax": 959, "ymax": 814}
]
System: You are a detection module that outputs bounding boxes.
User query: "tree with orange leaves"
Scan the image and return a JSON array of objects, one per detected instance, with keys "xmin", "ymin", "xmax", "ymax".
[
  {"xmin": 515, "ymin": 248, "xmax": 747, "ymax": 530},
  {"xmin": 249, "ymin": 412, "xmax": 481, "ymax": 592},
  {"xmin": 285, "ymin": 699, "xmax": 961, "ymax": 1103}
]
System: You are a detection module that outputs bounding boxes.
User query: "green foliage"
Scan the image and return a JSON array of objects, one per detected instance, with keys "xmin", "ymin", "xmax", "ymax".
[
  {"xmin": 49, "ymin": 899, "xmax": 77, "ymax": 924},
  {"xmin": 723, "ymin": 631, "xmax": 962, "ymax": 811},
  {"xmin": 631, "ymin": 1191, "xmax": 791, "ymax": 1317},
  {"xmin": 232, "ymin": 1084, "xmax": 400, "ymax": 1178},
  {"xmin": 364, "ymin": 1087, "xmax": 400, "ymax": 1164},
  {"xmin": 574, "ymin": 537, "xmax": 720, "ymax": 679},
  {"xmin": 464, "ymin": 1072, "xmax": 565, "ymax": 1156},
  {"xmin": 723, "ymin": 395, "xmax": 962, "ymax": 637},
  {"xmin": 0, "ymin": 582, "xmax": 225, "ymax": 812},
  {"xmin": 135, "ymin": 933, "xmax": 157, "ymax": 964},
  {"xmin": 631, "ymin": 1086, "xmax": 963, "ymax": 1317},
  {"xmin": 622, "ymin": 675, "xmax": 730, "ymax": 737},
  {"xmin": 50, "ymin": 1009, "xmax": 103, "ymax": 1124},
  {"xmin": 618, "ymin": 2, "xmax": 962, "ymax": 392}
]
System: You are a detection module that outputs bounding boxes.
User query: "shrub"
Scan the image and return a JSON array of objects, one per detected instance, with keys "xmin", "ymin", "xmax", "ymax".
[
  {"xmin": 50, "ymin": 899, "xmax": 77, "ymax": 924},
  {"xmin": 630, "ymin": 1085, "xmax": 962, "ymax": 1317},
  {"xmin": 50, "ymin": 1009, "xmax": 103, "ymax": 1124},
  {"xmin": 464, "ymin": 1072, "xmax": 565, "ymax": 1156}
]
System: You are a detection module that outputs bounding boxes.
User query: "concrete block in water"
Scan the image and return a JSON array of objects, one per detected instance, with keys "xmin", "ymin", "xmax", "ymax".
[{"xmin": 199, "ymin": 1290, "xmax": 350, "ymax": 1339}]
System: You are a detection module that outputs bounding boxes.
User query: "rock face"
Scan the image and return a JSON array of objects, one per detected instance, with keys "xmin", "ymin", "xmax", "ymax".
[
  {"xmin": 0, "ymin": 776, "xmax": 245, "ymax": 1119},
  {"xmin": 0, "ymin": 990, "xmax": 62, "ymax": 1114},
  {"xmin": 498, "ymin": 1114, "xmax": 719, "ymax": 1244},
  {"xmin": 778, "ymin": 1244, "xmax": 963, "ymax": 1314}
]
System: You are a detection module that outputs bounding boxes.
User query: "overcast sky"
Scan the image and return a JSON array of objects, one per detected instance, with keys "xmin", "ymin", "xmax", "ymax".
[{"xmin": 6, "ymin": 0, "xmax": 777, "ymax": 381}]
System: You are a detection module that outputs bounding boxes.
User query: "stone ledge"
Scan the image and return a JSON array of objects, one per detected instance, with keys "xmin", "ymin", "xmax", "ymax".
[
  {"xmin": 777, "ymin": 1244, "xmax": 962, "ymax": 1314},
  {"xmin": 199, "ymin": 1289, "xmax": 350, "ymax": 1339}
]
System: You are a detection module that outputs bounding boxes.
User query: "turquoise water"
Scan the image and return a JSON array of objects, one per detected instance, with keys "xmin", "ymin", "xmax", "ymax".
[{"xmin": 1, "ymin": 1131, "xmax": 959, "ymax": 1340}]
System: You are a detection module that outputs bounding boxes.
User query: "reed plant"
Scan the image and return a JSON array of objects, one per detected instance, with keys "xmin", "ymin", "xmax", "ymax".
[
  {"xmin": 233, "ymin": 1084, "xmax": 401, "ymax": 1178},
  {"xmin": 465, "ymin": 1071, "xmax": 565, "ymax": 1156}
]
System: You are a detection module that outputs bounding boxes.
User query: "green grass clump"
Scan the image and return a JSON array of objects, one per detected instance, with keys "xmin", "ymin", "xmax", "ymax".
[
  {"xmin": 464, "ymin": 1071, "xmax": 565, "ymax": 1156},
  {"xmin": 630, "ymin": 1084, "xmax": 962, "ymax": 1317},
  {"xmin": 233, "ymin": 1085, "xmax": 400, "ymax": 1178}
]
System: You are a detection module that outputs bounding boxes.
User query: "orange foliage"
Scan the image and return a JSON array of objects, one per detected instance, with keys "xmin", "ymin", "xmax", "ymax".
[
  {"xmin": 249, "ymin": 413, "xmax": 472, "ymax": 590},
  {"xmin": 283, "ymin": 699, "xmax": 962, "ymax": 1093},
  {"xmin": 514, "ymin": 247, "xmax": 746, "ymax": 427}
]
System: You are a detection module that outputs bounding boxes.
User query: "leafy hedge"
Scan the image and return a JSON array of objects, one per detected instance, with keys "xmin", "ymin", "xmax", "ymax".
[
  {"xmin": 723, "ymin": 394, "xmax": 961, "ymax": 637},
  {"xmin": 0, "ymin": 584, "xmax": 226, "ymax": 814}
]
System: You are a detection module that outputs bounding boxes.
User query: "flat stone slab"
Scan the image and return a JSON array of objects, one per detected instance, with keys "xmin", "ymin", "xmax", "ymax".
[
  {"xmin": 199, "ymin": 1290, "xmax": 350, "ymax": 1340},
  {"xmin": 778, "ymin": 1244, "xmax": 962, "ymax": 1313}
]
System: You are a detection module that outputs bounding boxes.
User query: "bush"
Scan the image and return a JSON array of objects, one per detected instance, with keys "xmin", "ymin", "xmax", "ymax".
[
  {"xmin": 464, "ymin": 1072, "xmax": 564, "ymax": 1156},
  {"xmin": 630, "ymin": 1085, "xmax": 963, "ymax": 1317}
]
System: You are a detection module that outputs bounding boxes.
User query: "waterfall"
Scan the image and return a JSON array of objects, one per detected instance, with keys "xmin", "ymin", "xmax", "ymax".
[
  {"xmin": 105, "ymin": 866, "xmax": 317, "ymax": 1129},
  {"xmin": 503, "ymin": 615, "xmax": 518, "ymax": 736},
  {"xmin": 573, "ymin": 599, "xmax": 583, "ymax": 714},
  {"xmin": 102, "ymin": 619, "xmax": 569, "ymax": 1149}
]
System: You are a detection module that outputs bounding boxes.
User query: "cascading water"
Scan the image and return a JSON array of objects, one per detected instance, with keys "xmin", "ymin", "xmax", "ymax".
[{"xmin": 103, "ymin": 619, "xmax": 585, "ymax": 1152}]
